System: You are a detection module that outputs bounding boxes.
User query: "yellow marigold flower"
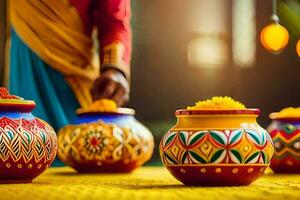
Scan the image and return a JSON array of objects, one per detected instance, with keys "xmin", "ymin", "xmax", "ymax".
[
  {"xmin": 270, "ymin": 107, "xmax": 300, "ymax": 119},
  {"xmin": 187, "ymin": 96, "xmax": 246, "ymax": 110},
  {"xmin": 77, "ymin": 99, "xmax": 117, "ymax": 114}
]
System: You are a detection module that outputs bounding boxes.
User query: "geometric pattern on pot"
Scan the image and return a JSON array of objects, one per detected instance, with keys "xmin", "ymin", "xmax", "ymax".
[
  {"xmin": 0, "ymin": 117, "xmax": 57, "ymax": 163},
  {"xmin": 160, "ymin": 129, "xmax": 274, "ymax": 165},
  {"xmin": 271, "ymin": 131, "xmax": 300, "ymax": 160}
]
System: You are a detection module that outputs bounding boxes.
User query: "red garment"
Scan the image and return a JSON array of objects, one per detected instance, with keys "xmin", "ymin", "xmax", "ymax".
[{"xmin": 70, "ymin": 0, "xmax": 132, "ymax": 79}]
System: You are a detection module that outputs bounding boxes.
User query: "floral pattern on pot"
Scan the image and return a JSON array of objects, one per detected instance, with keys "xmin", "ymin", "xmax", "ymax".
[
  {"xmin": 160, "ymin": 129, "xmax": 274, "ymax": 165},
  {"xmin": 58, "ymin": 120, "xmax": 153, "ymax": 172}
]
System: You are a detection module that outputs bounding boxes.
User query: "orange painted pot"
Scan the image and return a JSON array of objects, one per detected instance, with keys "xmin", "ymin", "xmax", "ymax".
[
  {"xmin": 58, "ymin": 108, "xmax": 154, "ymax": 173},
  {"xmin": 268, "ymin": 115, "xmax": 300, "ymax": 173},
  {"xmin": 160, "ymin": 109, "xmax": 274, "ymax": 186},
  {"xmin": 0, "ymin": 88, "xmax": 57, "ymax": 183}
]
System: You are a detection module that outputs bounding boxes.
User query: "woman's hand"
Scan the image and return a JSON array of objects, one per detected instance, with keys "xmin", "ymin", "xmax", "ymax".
[{"xmin": 90, "ymin": 68, "xmax": 129, "ymax": 106}]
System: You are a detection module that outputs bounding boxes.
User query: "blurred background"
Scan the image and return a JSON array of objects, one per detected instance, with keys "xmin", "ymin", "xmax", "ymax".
[
  {"xmin": 0, "ymin": 0, "xmax": 300, "ymax": 165},
  {"xmin": 128, "ymin": 0, "xmax": 300, "ymax": 164}
]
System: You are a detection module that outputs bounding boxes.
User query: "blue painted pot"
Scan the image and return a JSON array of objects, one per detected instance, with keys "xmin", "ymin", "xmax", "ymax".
[{"xmin": 57, "ymin": 108, "xmax": 154, "ymax": 172}]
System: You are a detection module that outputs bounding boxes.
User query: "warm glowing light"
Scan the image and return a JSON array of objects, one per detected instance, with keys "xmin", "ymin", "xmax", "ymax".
[
  {"xmin": 297, "ymin": 39, "xmax": 300, "ymax": 57},
  {"xmin": 232, "ymin": 0, "xmax": 256, "ymax": 68},
  {"xmin": 187, "ymin": 37, "xmax": 227, "ymax": 68},
  {"xmin": 260, "ymin": 23, "xmax": 289, "ymax": 53}
]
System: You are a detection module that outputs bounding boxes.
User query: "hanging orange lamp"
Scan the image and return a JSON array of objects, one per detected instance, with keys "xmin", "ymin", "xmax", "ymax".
[
  {"xmin": 297, "ymin": 39, "xmax": 300, "ymax": 57},
  {"xmin": 260, "ymin": 23, "xmax": 289, "ymax": 53},
  {"xmin": 260, "ymin": 0, "xmax": 289, "ymax": 54}
]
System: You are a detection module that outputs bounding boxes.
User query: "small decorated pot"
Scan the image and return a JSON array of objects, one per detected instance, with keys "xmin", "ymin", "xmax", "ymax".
[
  {"xmin": 0, "ymin": 88, "xmax": 57, "ymax": 183},
  {"xmin": 160, "ymin": 103, "xmax": 274, "ymax": 186},
  {"xmin": 268, "ymin": 108, "xmax": 300, "ymax": 173},
  {"xmin": 58, "ymin": 103, "xmax": 154, "ymax": 173}
]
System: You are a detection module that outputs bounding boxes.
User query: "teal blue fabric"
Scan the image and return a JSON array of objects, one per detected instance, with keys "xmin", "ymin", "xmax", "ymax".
[{"xmin": 9, "ymin": 28, "xmax": 80, "ymax": 166}]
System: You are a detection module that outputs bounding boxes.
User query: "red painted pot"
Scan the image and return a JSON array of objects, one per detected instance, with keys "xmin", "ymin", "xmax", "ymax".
[
  {"xmin": 160, "ymin": 109, "xmax": 274, "ymax": 186},
  {"xmin": 268, "ymin": 115, "xmax": 300, "ymax": 173},
  {"xmin": 0, "ymin": 88, "xmax": 57, "ymax": 183}
]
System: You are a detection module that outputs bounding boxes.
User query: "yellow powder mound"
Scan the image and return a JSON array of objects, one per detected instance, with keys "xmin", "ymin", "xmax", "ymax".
[
  {"xmin": 270, "ymin": 107, "xmax": 300, "ymax": 119},
  {"xmin": 187, "ymin": 96, "xmax": 246, "ymax": 110},
  {"xmin": 77, "ymin": 99, "xmax": 117, "ymax": 114}
]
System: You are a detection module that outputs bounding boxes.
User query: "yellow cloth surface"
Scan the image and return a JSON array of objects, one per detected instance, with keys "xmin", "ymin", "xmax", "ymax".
[{"xmin": 0, "ymin": 167, "xmax": 300, "ymax": 200}]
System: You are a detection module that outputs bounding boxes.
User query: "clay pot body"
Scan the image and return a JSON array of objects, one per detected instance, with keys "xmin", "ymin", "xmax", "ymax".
[
  {"xmin": 160, "ymin": 109, "xmax": 274, "ymax": 186},
  {"xmin": 58, "ymin": 109, "xmax": 154, "ymax": 173},
  {"xmin": 0, "ymin": 88, "xmax": 57, "ymax": 183},
  {"xmin": 268, "ymin": 118, "xmax": 300, "ymax": 173}
]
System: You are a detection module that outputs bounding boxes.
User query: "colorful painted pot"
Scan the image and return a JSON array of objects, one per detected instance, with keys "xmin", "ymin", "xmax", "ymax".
[
  {"xmin": 160, "ymin": 109, "xmax": 274, "ymax": 186},
  {"xmin": 0, "ymin": 88, "xmax": 57, "ymax": 183},
  {"xmin": 58, "ymin": 108, "xmax": 154, "ymax": 173},
  {"xmin": 268, "ymin": 115, "xmax": 300, "ymax": 173}
]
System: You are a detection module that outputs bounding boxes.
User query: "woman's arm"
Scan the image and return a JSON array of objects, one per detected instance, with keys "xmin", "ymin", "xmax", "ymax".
[
  {"xmin": 90, "ymin": 0, "xmax": 132, "ymax": 106},
  {"xmin": 98, "ymin": 0, "xmax": 132, "ymax": 80}
]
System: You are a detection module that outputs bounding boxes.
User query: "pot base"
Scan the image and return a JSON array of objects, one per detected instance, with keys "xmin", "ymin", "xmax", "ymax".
[
  {"xmin": 271, "ymin": 168, "xmax": 300, "ymax": 174},
  {"xmin": 0, "ymin": 179, "xmax": 33, "ymax": 184},
  {"xmin": 165, "ymin": 164, "xmax": 268, "ymax": 186},
  {"xmin": 271, "ymin": 158, "xmax": 300, "ymax": 174}
]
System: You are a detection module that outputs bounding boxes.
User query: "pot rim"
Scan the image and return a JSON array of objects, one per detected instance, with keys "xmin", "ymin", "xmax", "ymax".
[
  {"xmin": 0, "ymin": 87, "xmax": 36, "ymax": 112},
  {"xmin": 77, "ymin": 107, "xmax": 135, "ymax": 116},
  {"xmin": 269, "ymin": 112, "xmax": 300, "ymax": 121},
  {"xmin": 0, "ymin": 100, "xmax": 36, "ymax": 112},
  {"xmin": 175, "ymin": 109, "xmax": 260, "ymax": 116}
]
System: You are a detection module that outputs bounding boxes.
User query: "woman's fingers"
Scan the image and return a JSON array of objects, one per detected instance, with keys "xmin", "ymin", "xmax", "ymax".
[
  {"xmin": 90, "ymin": 68, "xmax": 130, "ymax": 106},
  {"xmin": 112, "ymin": 84, "xmax": 126, "ymax": 106},
  {"xmin": 99, "ymin": 79, "xmax": 118, "ymax": 99}
]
